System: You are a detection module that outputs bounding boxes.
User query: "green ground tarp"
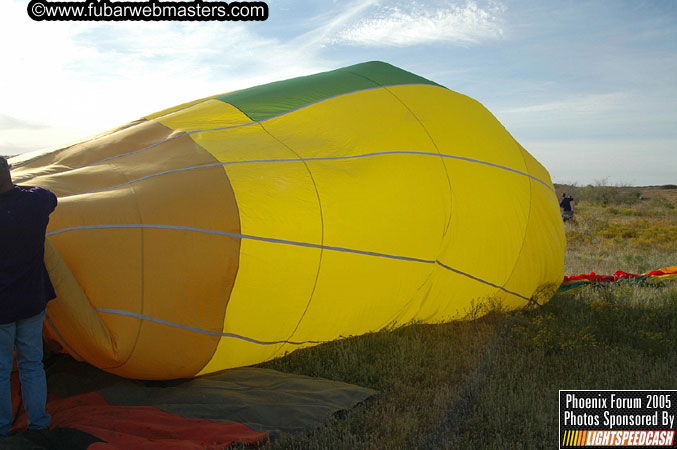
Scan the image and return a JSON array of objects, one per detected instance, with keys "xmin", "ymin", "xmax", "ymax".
[{"xmin": 5, "ymin": 356, "xmax": 376, "ymax": 449}]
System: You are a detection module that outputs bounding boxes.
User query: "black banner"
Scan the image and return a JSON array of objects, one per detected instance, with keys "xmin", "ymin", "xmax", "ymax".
[{"xmin": 559, "ymin": 390, "xmax": 677, "ymax": 449}]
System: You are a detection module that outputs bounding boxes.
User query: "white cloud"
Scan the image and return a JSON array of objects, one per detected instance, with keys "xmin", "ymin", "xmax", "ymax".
[
  {"xmin": 0, "ymin": 0, "xmax": 507, "ymax": 155},
  {"xmin": 499, "ymin": 93, "xmax": 629, "ymax": 115},
  {"xmin": 331, "ymin": 1, "xmax": 505, "ymax": 47},
  {"xmin": 526, "ymin": 138, "xmax": 677, "ymax": 187},
  {"xmin": 0, "ymin": 114, "xmax": 47, "ymax": 131},
  {"xmin": 0, "ymin": 0, "xmax": 330, "ymax": 154},
  {"xmin": 292, "ymin": 0, "xmax": 381, "ymax": 50},
  {"xmin": 494, "ymin": 89, "xmax": 677, "ymax": 144}
]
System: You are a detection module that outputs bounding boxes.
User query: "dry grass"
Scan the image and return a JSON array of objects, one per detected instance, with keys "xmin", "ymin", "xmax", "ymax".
[
  {"xmin": 233, "ymin": 186, "xmax": 677, "ymax": 450},
  {"xmin": 561, "ymin": 187, "xmax": 677, "ymax": 274},
  {"xmin": 255, "ymin": 314, "xmax": 506, "ymax": 450}
]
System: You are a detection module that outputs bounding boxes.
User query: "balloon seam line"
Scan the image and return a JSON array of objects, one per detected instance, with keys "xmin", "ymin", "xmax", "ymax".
[
  {"xmin": 47, "ymin": 223, "xmax": 531, "ymax": 302},
  {"xmin": 55, "ymin": 151, "xmax": 555, "ymax": 199},
  {"xmin": 94, "ymin": 308, "xmax": 324, "ymax": 346}
]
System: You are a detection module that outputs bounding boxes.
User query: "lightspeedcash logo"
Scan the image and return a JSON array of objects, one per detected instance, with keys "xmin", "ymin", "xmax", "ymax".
[{"xmin": 562, "ymin": 430, "xmax": 675, "ymax": 447}]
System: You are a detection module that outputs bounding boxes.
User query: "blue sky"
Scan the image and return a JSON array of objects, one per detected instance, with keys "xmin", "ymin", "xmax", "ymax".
[{"xmin": 1, "ymin": 0, "xmax": 675, "ymax": 185}]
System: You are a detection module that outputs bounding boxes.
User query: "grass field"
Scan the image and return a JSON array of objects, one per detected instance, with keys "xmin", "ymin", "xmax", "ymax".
[{"xmin": 238, "ymin": 185, "xmax": 677, "ymax": 450}]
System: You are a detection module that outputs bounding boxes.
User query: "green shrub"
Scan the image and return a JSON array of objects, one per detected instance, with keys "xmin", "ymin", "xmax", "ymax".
[{"xmin": 575, "ymin": 184, "xmax": 642, "ymax": 206}]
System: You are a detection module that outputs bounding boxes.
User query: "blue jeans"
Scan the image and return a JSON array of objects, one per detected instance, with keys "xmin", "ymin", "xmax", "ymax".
[{"xmin": 0, "ymin": 310, "xmax": 51, "ymax": 437}]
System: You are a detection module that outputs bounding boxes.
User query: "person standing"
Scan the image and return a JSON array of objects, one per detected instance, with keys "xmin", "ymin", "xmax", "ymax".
[
  {"xmin": 559, "ymin": 192, "xmax": 575, "ymax": 221},
  {"xmin": 0, "ymin": 156, "xmax": 56, "ymax": 437}
]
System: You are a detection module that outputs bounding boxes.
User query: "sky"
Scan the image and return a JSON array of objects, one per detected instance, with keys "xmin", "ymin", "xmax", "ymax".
[{"xmin": 1, "ymin": 0, "xmax": 676, "ymax": 186}]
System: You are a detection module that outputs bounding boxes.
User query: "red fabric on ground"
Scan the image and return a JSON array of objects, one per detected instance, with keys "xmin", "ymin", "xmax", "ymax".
[
  {"xmin": 612, "ymin": 270, "xmax": 639, "ymax": 280},
  {"xmin": 11, "ymin": 370, "xmax": 21, "ymax": 419},
  {"xmin": 646, "ymin": 269, "xmax": 667, "ymax": 277},
  {"xmin": 12, "ymin": 391, "xmax": 268, "ymax": 449},
  {"xmin": 562, "ymin": 266, "xmax": 677, "ymax": 284},
  {"xmin": 563, "ymin": 272, "xmax": 615, "ymax": 283}
]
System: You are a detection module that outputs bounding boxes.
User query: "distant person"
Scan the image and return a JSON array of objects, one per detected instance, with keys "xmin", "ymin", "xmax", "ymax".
[
  {"xmin": 560, "ymin": 192, "xmax": 575, "ymax": 221},
  {"xmin": 0, "ymin": 156, "xmax": 56, "ymax": 438}
]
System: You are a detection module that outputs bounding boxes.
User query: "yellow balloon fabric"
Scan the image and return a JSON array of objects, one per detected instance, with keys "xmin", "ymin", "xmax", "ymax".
[{"xmin": 10, "ymin": 62, "xmax": 565, "ymax": 380}]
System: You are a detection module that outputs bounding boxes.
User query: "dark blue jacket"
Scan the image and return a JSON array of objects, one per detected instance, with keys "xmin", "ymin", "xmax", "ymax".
[
  {"xmin": 560, "ymin": 196, "xmax": 574, "ymax": 212},
  {"xmin": 0, "ymin": 185, "xmax": 58, "ymax": 324}
]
